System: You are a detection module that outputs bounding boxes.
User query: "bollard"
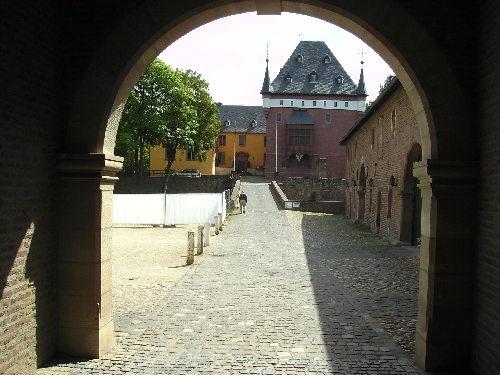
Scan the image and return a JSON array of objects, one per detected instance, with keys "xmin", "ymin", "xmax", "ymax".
[
  {"xmin": 218, "ymin": 213, "xmax": 223, "ymax": 232},
  {"xmin": 197, "ymin": 225, "xmax": 203, "ymax": 255},
  {"xmin": 204, "ymin": 221, "xmax": 210, "ymax": 246},
  {"xmin": 214, "ymin": 215, "xmax": 219, "ymax": 235},
  {"xmin": 187, "ymin": 230, "xmax": 195, "ymax": 265}
]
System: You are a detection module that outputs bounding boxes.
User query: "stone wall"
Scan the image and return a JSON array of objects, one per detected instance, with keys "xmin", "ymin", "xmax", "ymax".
[
  {"xmin": 0, "ymin": 2, "xmax": 60, "ymax": 373},
  {"xmin": 475, "ymin": 1, "xmax": 500, "ymax": 372},
  {"xmin": 278, "ymin": 177, "xmax": 345, "ymax": 202},
  {"xmin": 114, "ymin": 175, "xmax": 236, "ymax": 194},
  {"xmin": 271, "ymin": 182, "xmax": 344, "ymax": 214},
  {"xmin": 343, "ymin": 83, "xmax": 420, "ymax": 244}
]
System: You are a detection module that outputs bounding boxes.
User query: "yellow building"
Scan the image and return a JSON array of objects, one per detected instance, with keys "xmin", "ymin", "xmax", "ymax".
[
  {"xmin": 150, "ymin": 146, "xmax": 216, "ymax": 175},
  {"xmin": 216, "ymin": 104, "xmax": 267, "ymax": 175}
]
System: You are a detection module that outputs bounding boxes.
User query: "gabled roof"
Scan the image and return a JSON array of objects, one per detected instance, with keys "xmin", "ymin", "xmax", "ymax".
[
  {"xmin": 339, "ymin": 76, "xmax": 401, "ymax": 145},
  {"xmin": 287, "ymin": 110, "xmax": 314, "ymax": 125},
  {"xmin": 216, "ymin": 104, "xmax": 266, "ymax": 134},
  {"xmin": 270, "ymin": 41, "xmax": 359, "ymax": 95}
]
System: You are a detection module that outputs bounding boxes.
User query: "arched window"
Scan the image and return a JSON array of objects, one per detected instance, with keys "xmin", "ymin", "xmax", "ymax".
[
  {"xmin": 324, "ymin": 55, "xmax": 331, "ymax": 63},
  {"xmin": 296, "ymin": 54, "xmax": 303, "ymax": 62},
  {"xmin": 336, "ymin": 75, "xmax": 344, "ymax": 84},
  {"xmin": 285, "ymin": 73, "xmax": 292, "ymax": 83}
]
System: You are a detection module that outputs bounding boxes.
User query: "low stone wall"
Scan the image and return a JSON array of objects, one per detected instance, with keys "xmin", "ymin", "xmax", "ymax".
[
  {"xmin": 271, "ymin": 181, "xmax": 345, "ymax": 214},
  {"xmin": 115, "ymin": 174, "xmax": 236, "ymax": 194},
  {"xmin": 278, "ymin": 177, "xmax": 345, "ymax": 202}
]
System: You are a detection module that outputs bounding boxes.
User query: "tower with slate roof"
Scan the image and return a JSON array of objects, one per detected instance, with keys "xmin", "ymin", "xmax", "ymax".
[{"xmin": 262, "ymin": 41, "xmax": 367, "ymax": 179}]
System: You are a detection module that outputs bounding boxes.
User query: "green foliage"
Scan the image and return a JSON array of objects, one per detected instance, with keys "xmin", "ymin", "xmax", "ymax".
[
  {"xmin": 379, "ymin": 74, "xmax": 396, "ymax": 94},
  {"xmin": 115, "ymin": 59, "xmax": 219, "ymax": 182}
]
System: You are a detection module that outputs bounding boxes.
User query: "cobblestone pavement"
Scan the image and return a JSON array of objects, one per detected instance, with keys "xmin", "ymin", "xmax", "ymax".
[{"xmin": 38, "ymin": 177, "xmax": 451, "ymax": 375}]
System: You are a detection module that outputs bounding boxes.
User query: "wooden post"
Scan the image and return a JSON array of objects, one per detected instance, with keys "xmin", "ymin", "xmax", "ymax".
[
  {"xmin": 214, "ymin": 216, "xmax": 219, "ymax": 235},
  {"xmin": 218, "ymin": 213, "xmax": 223, "ymax": 231},
  {"xmin": 204, "ymin": 221, "xmax": 210, "ymax": 246},
  {"xmin": 187, "ymin": 230, "xmax": 195, "ymax": 265},
  {"xmin": 197, "ymin": 225, "xmax": 203, "ymax": 255}
]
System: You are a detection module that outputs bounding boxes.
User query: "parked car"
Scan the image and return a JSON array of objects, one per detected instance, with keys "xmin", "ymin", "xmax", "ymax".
[{"xmin": 172, "ymin": 169, "xmax": 201, "ymax": 177}]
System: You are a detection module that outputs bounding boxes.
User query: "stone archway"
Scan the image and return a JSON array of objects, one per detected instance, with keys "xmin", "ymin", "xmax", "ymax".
[
  {"xmin": 398, "ymin": 143, "xmax": 422, "ymax": 245},
  {"xmin": 58, "ymin": 1, "xmax": 478, "ymax": 371}
]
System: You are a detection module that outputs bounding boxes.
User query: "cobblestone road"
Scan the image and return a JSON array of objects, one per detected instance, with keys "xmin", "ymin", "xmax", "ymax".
[{"xmin": 38, "ymin": 177, "xmax": 448, "ymax": 375}]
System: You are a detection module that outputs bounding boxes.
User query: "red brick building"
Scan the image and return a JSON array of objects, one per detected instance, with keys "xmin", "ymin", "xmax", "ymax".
[
  {"xmin": 340, "ymin": 77, "xmax": 422, "ymax": 245},
  {"xmin": 262, "ymin": 41, "xmax": 367, "ymax": 179}
]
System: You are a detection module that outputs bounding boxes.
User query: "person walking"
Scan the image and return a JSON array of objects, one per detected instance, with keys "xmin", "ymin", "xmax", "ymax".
[{"xmin": 239, "ymin": 191, "xmax": 248, "ymax": 214}]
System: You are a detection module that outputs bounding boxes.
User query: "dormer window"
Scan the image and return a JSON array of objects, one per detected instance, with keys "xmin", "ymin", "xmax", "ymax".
[
  {"xmin": 296, "ymin": 54, "xmax": 303, "ymax": 62},
  {"xmin": 336, "ymin": 75, "xmax": 344, "ymax": 84},
  {"xmin": 251, "ymin": 120, "xmax": 257, "ymax": 127},
  {"xmin": 309, "ymin": 71, "xmax": 318, "ymax": 83},
  {"xmin": 324, "ymin": 55, "xmax": 331, "ymax": 63},
  {"xmin": 285, "ymin": 73, "xmax": 292, "ymax": 83},
  {"xmin": 224, "ymin": 119, "xmax": 230, "ymax": 127}
]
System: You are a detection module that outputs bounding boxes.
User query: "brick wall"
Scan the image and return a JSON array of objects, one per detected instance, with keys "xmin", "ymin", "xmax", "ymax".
[
  {"xmin": 344, "ymin": 83, "xmax": 420, "ymax": 243},
  {"xmin": 0, "ymin": 2, "xmax": 61, "ymax": 374},
  {"xmin": 114, "ymin": 175, "xmax": 236, "ymax": 194},
  {"xmin": 475, "ymin": 1, "xmax": 500, "ymax": 373},
  {"xmin": 278, "ymin": 177, "xmax": 345, "ymax": 202}
]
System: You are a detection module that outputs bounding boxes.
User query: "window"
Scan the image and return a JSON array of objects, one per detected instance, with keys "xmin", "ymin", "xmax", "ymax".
[
  {"xmin": 219, "ymin": 135, "xmax": 226, "ymax": 146},
  {"xmin": 285, "ymin": 74, "xmax": 292, "ymax": 83},
  {"xmin": 336, "ymin": 75, "xmax": 344, "ymax": 84},
  {"xmin": 345, "ymin": 102, "xmax": 349, "ymax": 108},
  {"xmin": 224, "ymin": 119, "xmax": 230, "ymax": 127},
  {"xmin": 309, "ymin": 71, "xmax": 318, "ymax": 82},
  {"xmin": 324, "ymin": 55, "xmax": 331, "ymax": 63},
  {"xmin": 334, "ymin": 102, "xmax": 338, "ymax": 108},
  {"xmin": 187, "ymin": 149, "xmax": 196, "ymax": 160},
  {"xmin": 391, "ymin": 109, "xmax": 396, "ymax": 137},
  {"xmin": 291, "ymin": 100, "xmax": 294, "ymax": 106},
  {"xmin": 296, "ymin": 55, "xmax": 303, "ymax": 62},
  {"xmin": 276, "ymin": 113, "xmax": 282, "ymax": 122},
  {"xmin": 281, "ymin": 160, "xmax": 287, "ymax": 168},
  {"xmin": 279, "ymin": 100, "xmax": 283, "ymax": 105},
  {"xmin": 325, "ymin": 114, "xmax": 331, "ymax": 123},
  {"xmin": 239, "ymin": 135, "xmax": 246, "ymax": 146},
  {"xmin": 288, "ymin": 128, "xmax": 312, "ymax": 145},
  {"xmin": 301, "ymin": 100, "xmax": 305, "ymax": 106},
  {"xmin": 313, "ymin": 101, "xmax": 317, "ymax": 106},
  {"xmin": 217, "ymin": 152, "xmax": 225, "ymax": 165},
  {"xmin": 371, "ymin": 128, "xmax": 375, "ymax": 148},
  {"xmin": 264, "ymin": 136, "xmax": 266, "ymax": 146},
  {"xmin": 324, "ymin": 101, "xmax": 327, "ymax": 107},
  {"xmin": 251, "ymin": 119, "xmax": 257, "ymax": 127}
]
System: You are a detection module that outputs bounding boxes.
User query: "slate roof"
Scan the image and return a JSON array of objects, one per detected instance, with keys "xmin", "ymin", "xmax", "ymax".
[
  {"xmin": 287, "ymin": 110, "xmax": 314, "ymax": 125},
  {"xmin": 270, "ymin": 41, "xmax": 359, "ymax": 95},
  {"xmin": 217, "ymin": 104, "xmax": 267, "ymax": 134}
]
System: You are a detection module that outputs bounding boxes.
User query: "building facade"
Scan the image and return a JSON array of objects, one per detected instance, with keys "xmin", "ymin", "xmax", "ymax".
[
  {"xmin": 262, "ymin": 41, "xmax": 367, "ymax": 179},
  {"xmin": 150, "ymin": 147, "xmax": 215, "ymax": 175},
  {"xmin": 341, "ymin": 77, "xmax": 422, "ymax": 245},
  {"xmin": 215, "ymin": 104, "xmax": 267, "ymax": 174}
]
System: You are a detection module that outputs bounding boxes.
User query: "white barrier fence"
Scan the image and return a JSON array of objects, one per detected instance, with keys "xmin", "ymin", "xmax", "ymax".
[{"xmin": 113, "ymin": 192, "xmax": 227, "ymax": 226}]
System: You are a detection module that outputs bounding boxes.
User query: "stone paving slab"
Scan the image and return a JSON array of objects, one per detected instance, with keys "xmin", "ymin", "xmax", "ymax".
[{"xmin": 37, "ymin": 177, "xmax": 455, "ymax": 375}]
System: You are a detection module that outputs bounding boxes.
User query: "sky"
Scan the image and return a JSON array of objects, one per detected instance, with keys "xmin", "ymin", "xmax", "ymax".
[{"xmin": 159, "ymin": 12, "xmax": 394, "ymax": 106}]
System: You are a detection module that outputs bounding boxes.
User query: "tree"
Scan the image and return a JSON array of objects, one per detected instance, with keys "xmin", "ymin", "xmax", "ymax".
[
  {"xmin": 116, "ymin": 59, "xmax": 220, "ymax": 193},
  {"xmin": 116, "ymin": 59, "xmax": 196, "ymax": 186},
  {"xmin": 160, "ymin": 69, "xmax": 220, "ymax": 193},
  {"xmin": 379, "ymin": 74, "xmax": 396, "ymax": 94}
]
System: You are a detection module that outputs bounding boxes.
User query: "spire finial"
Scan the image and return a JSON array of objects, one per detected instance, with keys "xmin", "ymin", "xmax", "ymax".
[
  {"xmin": 266, "ymin": 44, "xmax": 269, "ymax": 63},
  {"xmin": 360, "ymin": 48, "xmax": 365, "ymax": 66}
]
